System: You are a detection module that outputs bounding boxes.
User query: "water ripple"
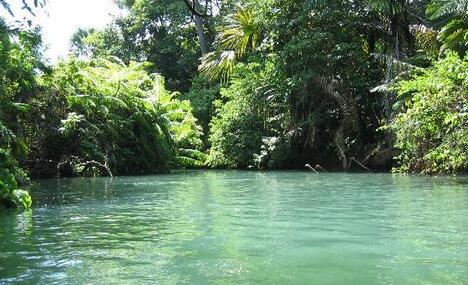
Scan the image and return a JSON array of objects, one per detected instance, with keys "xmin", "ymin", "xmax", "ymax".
[{"xmin": 0, "ymin": 171, "xmax": 467, "ymax": 284}]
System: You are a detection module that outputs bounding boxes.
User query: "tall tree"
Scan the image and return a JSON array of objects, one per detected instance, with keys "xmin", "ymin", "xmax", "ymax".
[{"xmin": 183, "ymin": 0, "xmax": 209, "ymax": 55}]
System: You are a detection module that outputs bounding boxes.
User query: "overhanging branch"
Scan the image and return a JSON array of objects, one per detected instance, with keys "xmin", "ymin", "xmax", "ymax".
[{"xmin": 183, "ymin": 0, "xmax": 207, "ymax": 18}]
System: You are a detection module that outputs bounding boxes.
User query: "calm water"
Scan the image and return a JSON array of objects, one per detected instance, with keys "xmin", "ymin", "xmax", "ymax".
[{"xmin": 0, "ymin": 171, "xmax": 467, "ymax": 284}]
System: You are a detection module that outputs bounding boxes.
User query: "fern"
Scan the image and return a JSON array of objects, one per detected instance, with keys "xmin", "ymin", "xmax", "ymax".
[{"xmin": 38, "ymin": 57, "xmax": 204, "ymax": 175}]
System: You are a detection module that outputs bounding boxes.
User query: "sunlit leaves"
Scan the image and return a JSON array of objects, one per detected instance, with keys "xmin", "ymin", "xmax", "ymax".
[
  {"xmin": 39, "ymin": 57, "xmax": 204, "ymax": 174},
  {"xmin": 199, "ymin": 7, "xmax": 260, "ymax": 82},
  {"xmin": 0, "ymin": 19, "xmax": 39, "ymax": 208},
  {"xmin": 429, "ymin": 0, "xmax": 468, "ymax": 19},
  {"xmin": 429, "ymin": 0, "xmax": 468, "ymax": 56},
  {"xmin": 389, "ymin": 52, "xmax": 468, "ymax": 174},
  {"xmin": 199, "ymin": 50, "xmax": 236, "ymax": 82},
  {"xmin": 0, "ymin": 148, "xmax": 31, "ymax": 208}
]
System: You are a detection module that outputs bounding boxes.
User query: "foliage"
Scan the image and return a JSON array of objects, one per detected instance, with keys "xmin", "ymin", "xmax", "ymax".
[
  {"xmin": 0, "ymin": 19, "xmax": 39, "ymax": 208},
  {"xmin": 34, "ymin": 57, "xmax": 203, "ymax": 176},
  {"xmin": 0, "ymin": 0, "xmax": 465, "ymax": 212},
  {"xmin": 182, "ymin": 75, "xmax": 220, "ymax": 146},
  {"xmin": 199, "ymin": 6, "xmax": 261, "ymax": 81},
  {"xmin": 70, "ymin": 26, "xmax": 134, "ymax": 61},
  {"xmin": 0, "ymin": 19, "xmax": 42, "ymax": 154},
  {"xmin": 207, "ymin": 59, "xmax": 290, "ymax": 168},
  {"xmin": 428, "ymin": 0, "xmax": 468, "ymax": 56},
  {"xmin": 203, "ymin": 0, "xmax": 396, "ymax": 169},
  {"xmin": 71, "ymin": 0, "xmax": 205, "ymax": 92},
  {"xmin": 0, "ymin": 149, "xmax": 31, "ymax": 209},
  {"xmin": 58, "ymin": 0, "xmax": 468, "ymax": 175},
  {"xmin": 389, "ymin": 53, "xmax": 467, "ymax": 174},
  {"xmin": 413, "ymin": 26, "xmax": 441, "ymax": 60}
]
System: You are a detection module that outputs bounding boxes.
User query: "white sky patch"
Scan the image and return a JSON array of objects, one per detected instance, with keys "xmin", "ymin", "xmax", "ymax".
[{"xmin": 1, "ymin": 0, "xmax": 125, "ymax": 62}]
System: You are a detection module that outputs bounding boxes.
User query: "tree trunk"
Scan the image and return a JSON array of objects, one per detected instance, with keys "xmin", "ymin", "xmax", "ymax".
[
  {"xmin": 391, "ymin": 14, "xmax": 401, "ymax": 60},
  {"xmin": 368, "ymin": 31, "xmax": 376, "ymax": 54},
  {"xmin": 185, "ymin": 0, "xmax": 209, "ymax": 55},
  {"xmin": 194, "ymin": 13, "xmax": 209, "ymax": 55}
]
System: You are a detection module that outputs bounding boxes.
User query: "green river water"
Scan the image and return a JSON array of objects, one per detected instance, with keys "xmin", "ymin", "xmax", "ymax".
[{"xmin": 0, "ymin": 171, "xmax": 467, "ymax": 284}]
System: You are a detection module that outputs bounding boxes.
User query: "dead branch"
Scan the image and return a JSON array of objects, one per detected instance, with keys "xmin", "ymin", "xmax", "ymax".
[
  {"xmin": 315, "ymin": 165, "xmax": 328, "ymax": 172},
  {"xmin": 362, "ymin": 144, "xmax": 382, "ymax": 164},
  {"xmin": 349, "ymin": 157, "xmax": 372, "ymax": 172},
  {"xmin": 79, "ymin": 160, "xmax": 113, "ymax": 177},
  {"xmin": 305, "ymin": 164, "xmax": 318, "ymax": 173}
]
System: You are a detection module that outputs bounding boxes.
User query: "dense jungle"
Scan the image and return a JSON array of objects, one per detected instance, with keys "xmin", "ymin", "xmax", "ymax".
[{"xmin": 1, "ymin": 0, "xmax": 467, "ymax": 208}]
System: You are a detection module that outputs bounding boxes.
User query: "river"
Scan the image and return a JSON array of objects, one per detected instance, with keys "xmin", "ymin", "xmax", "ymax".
[{"xmin": 1, "ymin": 171, "xmax": 467, "ymax": 284}]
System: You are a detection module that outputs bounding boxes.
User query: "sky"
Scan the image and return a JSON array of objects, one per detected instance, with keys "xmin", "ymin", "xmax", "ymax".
[{"xmin": 1, "ymin": 0, "xmax": 124, "ymax": 62}]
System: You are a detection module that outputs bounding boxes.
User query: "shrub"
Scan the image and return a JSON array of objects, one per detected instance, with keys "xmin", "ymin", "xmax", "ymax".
[
  {"xmin": 207, "ymin": 59, "xmax": 290, "ymax": 168},
  {"xmin": 0, "ymin": 149, "xmax": 32, "ymax": 209},
  {"xmin": 390, "ymin": 53, "xmax": 467, "ymax": 174},
  {"xmin": 182, "ymin": 75, "xmax": 220, "ymax": 147}
]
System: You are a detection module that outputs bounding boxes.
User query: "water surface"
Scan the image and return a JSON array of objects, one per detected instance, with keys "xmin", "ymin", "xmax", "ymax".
[{"xmin": 1, "ymin": 171, "xmax": 467, "ymax": 284}]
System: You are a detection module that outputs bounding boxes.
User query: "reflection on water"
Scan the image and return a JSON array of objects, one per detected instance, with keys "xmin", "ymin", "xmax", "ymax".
[{"xmin": 0, "ymin": 171, "xmax": 467, "ymax": 284}]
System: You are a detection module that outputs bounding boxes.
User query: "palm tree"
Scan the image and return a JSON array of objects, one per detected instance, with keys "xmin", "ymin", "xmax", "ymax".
[{"xmin": 199, "ymin": 7, "xmax": 260, "ymax": 81}]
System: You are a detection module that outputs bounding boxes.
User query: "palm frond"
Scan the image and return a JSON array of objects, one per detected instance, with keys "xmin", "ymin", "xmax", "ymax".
[
  {"xmin": 430, "ymin": 0, "xmax": 468, "ymax": 19},
  {"xmin": 438, "ymin": 17, "xmax": 468, "ymax": 54},
  {"xmin": 199, "ymin": 50, "xmax": 236, "ymax": 82},
  {"xmin": 199, "ymin": 7, "xmax": 260, "ymax": 82}
]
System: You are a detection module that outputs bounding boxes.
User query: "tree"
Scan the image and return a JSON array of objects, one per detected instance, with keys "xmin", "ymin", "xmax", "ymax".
[
  {"xmin": 428, "ymin": 0, "xmax": 468, "ymax": 56},
  {"xmin": 0, "ymin": 19, "xmax": 42, "ymax": 208},
  {"xmin": 80, "ymin": 0, "xmax": 206, "ymax": 91},
  {"xmin": 388, "ymin": 52, "xmax": 467, "ymax": 174},
  {"xmin": 69, "ymin": 26, "xmax": 131, "ymax": 60},
  {"xmin": 205, "ymin": 1, "xmax": 390, "ymax": 170},
  {"xmin": 69, "ymin": 28, "xmax": 96, "ymax": 58},
  {"xmin": 266, "ymin": 0, "xmax": 386, "ymax": 169},
  {"xmin": 183, "ymin": 0, "xmax": 209, "ymax": 55},
  {"xmin": 366, "ymin": 0, "xmax": 429, "ymax": 58},
  {"xmin": 199, "ymin": 6, "xmax": 260, "ymax": 81}
]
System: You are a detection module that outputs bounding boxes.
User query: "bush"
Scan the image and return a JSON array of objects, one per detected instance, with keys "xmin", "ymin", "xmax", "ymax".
[
  {"xmin": 207, "ymin": 59, "xmax": 290, "ymax": 168},
  {"xmin": 390, "ymin": 53, "xmax": 468, "ymax": 174},
  {"xmin": 182, "ymin": 75, "xmax": 220, "ymax": 147},
  {"xmin": 0, "ymin": 149, "xmax": 32, "ymax": 209}
]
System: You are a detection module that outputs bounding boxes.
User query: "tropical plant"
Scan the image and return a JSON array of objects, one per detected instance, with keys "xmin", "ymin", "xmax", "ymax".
[
  {"xmin": 0, "ymin": 149, "xmax": 31, "ymax": 209},
  {"xmin": 0, "ymin": 19, "xmax": 40, "ymax": 208},
  {"xmin": 428, "ymin": 0, "xmax": 468, "ymax": 56},
  {"xmin": 207, "ymin": 59, "xmax": 290, "ymax": 168},
  {"xmin": 182, "ymin": 75, "xmax": 220, "ymax": 147},
  {"xmin": 77, "ymin": 0, "xmax": 207, "ymax": 92},
  {"xmin": 366, "ymin": 0, "xmax": 426, "ymax": 57},
  {"xmin": 33, "ymin": 57, "xmax": 204, "ymax": 177},
  {"xmin": 389, "ymin": 52, "xmax": 467, "ymax": 174},
  {"xmin": 199, "ymin": 6, "xmax": 261, "ymax": 81}
]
